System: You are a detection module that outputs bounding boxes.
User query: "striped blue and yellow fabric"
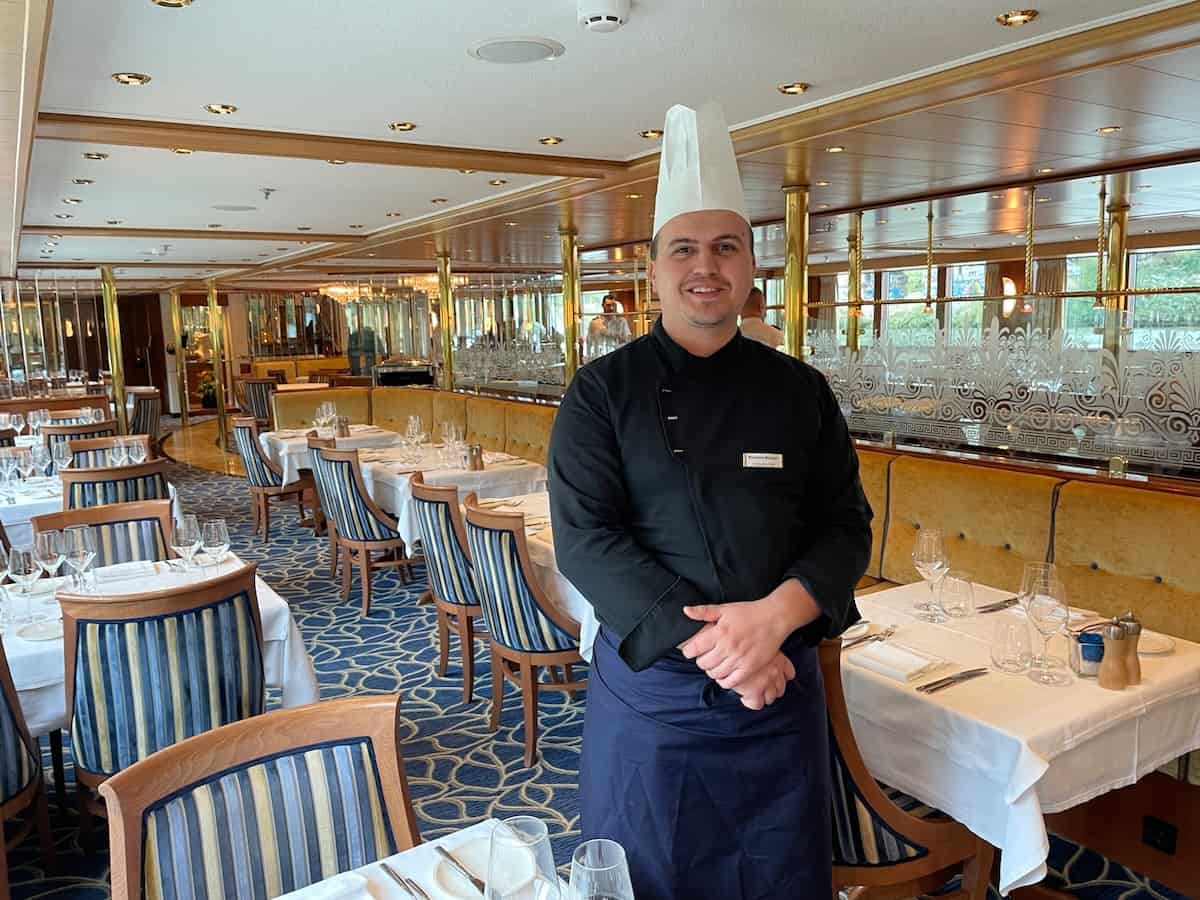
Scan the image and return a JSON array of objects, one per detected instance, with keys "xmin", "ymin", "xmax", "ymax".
[
  {"xmin": 308, "ymin": 448, "xmax": 398, "ymax": 543},
  {"xmin": 72, "ymin": 448, "xmax": 118, "ymax": 469},
  {"xmin": 232, "ymin": 424, "xmax": 282, "ymax": 489},
  {"xmin": 130, "ymin": 393, "xmax": 162, "ymax": 440},
  {"xmin": 141, "ymin": 739, "xmax": 396, "ymax": 900},
  {"xmin": 830, "ymin": 727, "xmax": 928, "ymax": 867},
  {"xmin": 243, "ymin": 382, "xmax": 274, "ymax": 423},
  {"xmin": 91, "ymin": 515, "xmax": 170, "ymax": 568},
  {"xmin": 70, "ymin": 592, "xmax": 265, "ymax": 778},
  {"xmin": 466, "ymin": 522, "xmax": 575, "ymax": 653},
  {"xmin": 46, "ymin": 425, "xmax": 116, "ymax": 451},
  {"xmin": 0, "ymin": 673, "xmax": 37, "ymax": 805},
  {"xmin": 67, "ymin": 470, "xmax": 169, "ymax": 509},
  {"xmin": 413, "ymin": 496, "xmax": 479, "ymax": 608}
]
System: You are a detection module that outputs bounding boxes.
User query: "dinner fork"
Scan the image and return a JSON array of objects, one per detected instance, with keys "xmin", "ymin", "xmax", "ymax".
[{"xmin": 841, "ymin": 625, "xmax": 896, "ymax": 651}]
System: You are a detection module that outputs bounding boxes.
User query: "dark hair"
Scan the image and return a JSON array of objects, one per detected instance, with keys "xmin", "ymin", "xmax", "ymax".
[
  {"xmin": 649, "ymin": 222, "xmax": 754, "ymax": 260},
  {"xmin": 747, "ymin": 286, "xmax": 764, "ymax": 298}
]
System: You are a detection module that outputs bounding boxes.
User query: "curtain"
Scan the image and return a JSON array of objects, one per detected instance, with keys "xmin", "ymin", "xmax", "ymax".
[
  {"xmin": 1032, "ymin": 257, "xmax": 1066, "ymax": 335},
  {"xmin": 983, "ymin": 263, "xmax": 1004, "ymax": 334},
  {"xmin": 815, "ymin": 275, "xmax": 839, "ymax": 338}
]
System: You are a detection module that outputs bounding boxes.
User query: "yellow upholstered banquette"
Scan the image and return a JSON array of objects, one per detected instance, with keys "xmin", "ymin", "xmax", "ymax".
[{"xmin": 271, "ymin": 388, "xmax": 371, "ymax": 430}]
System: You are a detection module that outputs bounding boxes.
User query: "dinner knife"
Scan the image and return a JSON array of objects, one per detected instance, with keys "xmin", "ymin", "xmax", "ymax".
[
  {"xmin": 435, "ymin": 846, "xmax": 485, "ymax": 895},
  {"xmin": 976, "ymin": 597, "xmax": 1019, "ymax": 613},
  {"xmin": 379, "ymin": 861, "xmax": 416, "ymax": 898},
  {"xmin": 916, "ymin": 667, "xmax": 989, "ymax": 694}
]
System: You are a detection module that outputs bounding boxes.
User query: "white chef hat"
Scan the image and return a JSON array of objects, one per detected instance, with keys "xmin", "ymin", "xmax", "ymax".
[{"xmin": 652, "ymin": 102, "xmax": 750, "ymax": 239}]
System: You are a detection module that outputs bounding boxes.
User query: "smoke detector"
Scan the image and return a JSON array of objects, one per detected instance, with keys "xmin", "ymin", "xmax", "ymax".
[{"xmin": 579, "ymin": 0, "xmax": 630, "ymax": 33}]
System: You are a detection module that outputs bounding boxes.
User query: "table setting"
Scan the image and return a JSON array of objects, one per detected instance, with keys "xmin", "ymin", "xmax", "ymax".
[{"xmin": 261, "ymin": 416, "xmax": 403, "ymax": 485}]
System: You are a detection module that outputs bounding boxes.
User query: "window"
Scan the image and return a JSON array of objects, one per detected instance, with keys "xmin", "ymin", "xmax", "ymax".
[
  {"xmin": 945, "ymin": 263, "xmax": 985, "ymax": 336},
  {"xmin": 834, "ymin": 271, "xmax": 875, "ymax": 348},
  {"xmin": 881, "ymin": 267, "xmax": 935, "ymax": 345},
  {"xmin": 1063, "ymin": 255, "xmax": 1101, "ymax": 349},
  {"xmin": 1128, "ymin": 247, "xmax": 1200, "ymax": 351}
]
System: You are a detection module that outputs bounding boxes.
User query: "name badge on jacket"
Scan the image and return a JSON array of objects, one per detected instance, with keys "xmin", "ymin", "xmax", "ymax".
[{"xmin": 742, "ymin": 452, "xmax": 784, "ymax": 469}]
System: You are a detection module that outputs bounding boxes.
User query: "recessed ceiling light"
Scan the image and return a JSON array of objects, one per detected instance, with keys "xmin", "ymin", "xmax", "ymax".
[
  {"xmin": 458, "ymin": 168, "xmax": 476, "ymax": 174},
  {"xmin": 815, "ymin": 180, "xmax": 831, "ymax": 187},
  {"xmin": 82, "ymin": 152, "xmax": 109, "ymax": 161},
  {"xmin": 777, "ymin": 81, "xmax": 810, "ymax": 95},
  {"xmin": 208, "ymin": 259, "xmax": 218, "ymax": 263},
  {"xmin": 996, "ymin": 9, "xmax": 1038, "ymax": 26},
  {"xmin": 1036, "ymin": 196, "xmax": 1050, "ymax": 203},
  {"xmin": 71, "ymin": 258, "xmax": 83, "ymax": 261},
  {"xmin": 55, "ymin": 213, "xmax": 73, "ymax": 219},
  {"xmin": 817, "ymin": 203, "xmax": 830, "ymax": 209},
  {"xmin": 62, "ymin": 198, "xmax": 83, "ymax": 205},
  {"xmin": 639, "ymin": 129, "xmax": 664, "ymax": 139},
  {"xmin": 468, "ymin": 36, "xmax": 565, "ymax": 64},
  {"xmin": 171, "ymin": 147, "xmax": 194, "ymax": 155},
  {"xmin": 367, "ymin": 252, "xmax": 376, "ymax": 257},
  {"xmin": 825, "ymin": 145, "xmax": 845, "ymax": 153},
  {"xmin": 1146, "ymin": 228, "xmax": 1155, "ymax": 234},
  {"xmin": 431, "ymin": 197, "xmax": 448, "ymax": 204},
  {"xmin": 204, "ymin": 104, "xmax": 237, "ymax": 115},
  {"xmin": 258, "ymin": 253, "xmax": 269, "ymax": 257},
  {"xmin": 1137, "ymin": 184, "xmax": 1152, "ymax": 190},
  {"xmin": 349, "ymin": 224, "xmax": 366, "ymax": 229},
  {"xmin": 625, "ymin": 192, "xmax": 642, "ymax": 199},
  {"xmin": 878, "ymin": 218, "xmax": 888, "ymax": 224},
  {"xmin": 990, "ymin": 193, "xmax": 1003, "ymax": 199},
  {"xmin": 242, "ymin": 258, "xmax": 252, "ymax": 262},
  {"xmin": 505, "ymin": 221, "xmax": 519, "ymax": 227},
  {"xmin": 208, "ymin": 223, "xmax": 222, "ymax": 228},
  {"xmin": 72, "ymin": 178, "xmax": 94, "ymax": 186},
  {"xmin": 385, "ymin": 211, "xmax": 404, "ymax": 217},
  {"xmin": 489, "ymin": 178, "xmax": 508, "ymax": 186},
  {"xmin": 387, "ymin": 121, "xmax": 417, "ymax": 132},
  {"xmin": 112, "ymin": 72, "xmax": 152, "ymax": 86},
  {"xmin": 276, "ymin": 247, "xmax": 288, "ymax": 251},
  {"xmin": 1037, "ymin": 166, "xmax": 1054, "ymax": 174},
  {"xmin": 538, "ymin": 136, "xmax": 564, "ymax": 145},
  {"xmin": 1073, "ymin": 234, "xmax": 1081, "ymax": 239},
  {"xmin": 326, "ymin": 159, "xmax": 348, "ymax": 165},
  {"xmin": 952, "ymin": 207, "xmax": 962, "ymax": 213},
  {"xmin": 150, "ymin": 0, "xmax": 193, "ymax": 7},
  {"xmin": 106, "ymin": 219, "xmax": 123, "ymax": 225},
  {"xmin": 1096, "ymin": 125, "xmax": 1121, "ymax": 135},
  {"xmin": 50, "ymin": 233, "xmax": 62, "ymax": 238},
  {"xmin": 297, "ymin": 226, "xmax": 313, "ymax": 231}
]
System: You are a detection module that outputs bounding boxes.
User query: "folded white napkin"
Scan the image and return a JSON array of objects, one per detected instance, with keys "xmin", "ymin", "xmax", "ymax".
[
  {"xmin": 848, "ymin": 642, "xmax": 943, "ymax": 683},
  {"xmin": 483, "ymin": 451, "xmax": 519, "ymax": 464},
  {"xmin": 95, "ymin": 560, "xmax": 158, "ymax": 582}
]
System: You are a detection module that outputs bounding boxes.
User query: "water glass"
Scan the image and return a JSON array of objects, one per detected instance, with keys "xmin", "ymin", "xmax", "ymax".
[
  {"xmin": 939, "ymin": 571, "xmax": 975, "ymax": 618},
  {"xmin": 910, "ymin": 529, "xmax": 948, "ymax": 620},
  {"xmin": 171, "ymin": 515, "xmax": 202, "ymax": 568},
  {"xmin": 16, "ymin": 450, "xmax": 35, "ymax": 482},
  {"xmin": 110, "ymin": 439, "xmax": 130, "ymax": 467},
  {"xmin": 30, "ymin": 444, "xmax": 51, "ymax": 478},
  {"xmin": 52, "ymin": 441, "xmax": 72, "ymax": 474},
  {"xmin": 486, "ymin": 816, "xmax": 560, "ymax": 900},
  {"xmin": 8, "ymin": 549, "xmax": 40, "ymax": 623},
  {"xmin": 63, "ymin": 525, "xmax": 97, "ymax": 590},
  {"xmin": 34, "ymin": 531, "xmax": 65, "ymax": 579},
  {"xmin": 9, "ymin": 414, "xmax": 23, "ymax": 435},
  {"xmin": 569, "ymin": 839, "xmax": 634, "ymax": 900},
  {"xmin": 1028, "ymin": 582, "xmax": 1071, "ymax": 686},
  {"xmin": 128, "ymin": 440, "xmax": 148, "ymax": 465},
  {"xmin": 201, "ymin": 519, "xmax": 231, "ymax": 567}
]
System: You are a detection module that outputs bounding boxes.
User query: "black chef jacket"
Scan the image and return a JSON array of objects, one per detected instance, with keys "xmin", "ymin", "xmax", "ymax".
[{"xmin": 548, "ymin": 318, "xmax": 873, "ymax": 672}]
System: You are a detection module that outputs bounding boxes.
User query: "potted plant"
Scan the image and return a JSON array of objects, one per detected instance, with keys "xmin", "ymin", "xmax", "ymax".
[{"xmin": 198, "ymin": 371, "xmax": 217, "ymax": 409}]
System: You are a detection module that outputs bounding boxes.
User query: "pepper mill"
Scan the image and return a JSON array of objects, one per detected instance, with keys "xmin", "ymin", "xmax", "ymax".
[
  {"xmin": 1098, "ymin": 621, "xmax": 1128, "ymax": 691},
  {"xmin": 1118, "ymin": 614, "xmax": 1142, "ymax": 686}
]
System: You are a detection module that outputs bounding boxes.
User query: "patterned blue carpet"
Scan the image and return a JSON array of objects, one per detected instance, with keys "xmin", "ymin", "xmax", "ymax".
[{"xmin": 5, "ymin": 461, "xmax": 1193, "ymax": 899}]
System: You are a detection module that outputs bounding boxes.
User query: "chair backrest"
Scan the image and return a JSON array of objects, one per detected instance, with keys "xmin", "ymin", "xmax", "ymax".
[
  {"xmin": 464, "ymin": 504, "xmax": 579, "ymax": 653},
  {"xmin": 61, "ymin": 459, "xmax": 170, "ymax": 509},
  {"xmin": 411, "ymin": 474, "xmax": 479, "ymax": 608},
  {"xmin": 0, "ymin": 641, "xmax": 40, "ymax": 809},
  {"xmin": 61, "ymin": 564, "xmax": 265, "ymax": 781},
  {"xmin": 42, "ymin": 419, "xmax": 118, "ymax": 449},
  {"xmin": 128, "ymin": 389, "xmax": 162, "ymax": 438},
  {"xmin": 100, "ymin": 694, "xmax": 420, "ymax": 900},
  {"xmin": 231, "ymin": 417, "xmax": 284, "ymax": 488},
  {"xmin": 265, "ymin": 368, "xmax": 288, "ymax": 384},
  {"xmin": 32, "ymin": 499, "xmax": 173, "ymax": 569},
  {"xmin": 307, "ymin": 445, "xmax": 399, "ymax": 542},
  {"xmin": 240, "ymin": 378, "xmax": 276, "ymax": 422},
  {"xmin": 68, "ymin": 435, "xmax": 155, "ymax": 469}
]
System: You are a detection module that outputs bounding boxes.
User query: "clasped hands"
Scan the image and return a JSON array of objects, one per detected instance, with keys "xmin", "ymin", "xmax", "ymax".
[{"xmin": 679, "ymin": 579, "xmax": 821, "ymax": 711}]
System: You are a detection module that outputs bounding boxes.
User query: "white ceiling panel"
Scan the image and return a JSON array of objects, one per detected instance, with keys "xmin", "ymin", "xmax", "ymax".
[{"xmin": 19, "ymin": 233, "xmax": 310, "ymax": 263}]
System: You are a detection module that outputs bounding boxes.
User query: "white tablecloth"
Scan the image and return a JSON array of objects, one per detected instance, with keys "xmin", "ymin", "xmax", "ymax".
[
  {"xmin": 0, "ymin": 477, "xmax": 183, "ymax": 549},
  {"xmin": 4, "ymin": 555, "xmax": 319, "ymax": 736},
  {"xmin": 260, "ymin": 425, "xmax": 402, "ymax": 485},
  {"xmin": 851, "ymin": 582, "xmax": 1200, "ymax": 894},
  {"xmin": 358, "ymin": 447, "xmax": 547, "ymax": 547}
]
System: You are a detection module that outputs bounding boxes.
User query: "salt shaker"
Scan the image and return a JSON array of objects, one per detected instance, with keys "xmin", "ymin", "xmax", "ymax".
[
  {"xmin": 1118, "ymin": 614, "xmax": 1142, "ymax": 686},
  {"xmin": 1098, "ymin": 621, "xmax": 1127, "ymax": 691}
]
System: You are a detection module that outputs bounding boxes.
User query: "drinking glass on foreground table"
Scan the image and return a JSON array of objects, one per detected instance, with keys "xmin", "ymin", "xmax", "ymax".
[
  {"xmin": 911, "ymin": 529, "xmax": 949, "ymax": 622},
  {"xmin": 63, "ymin": 525, "xmax": 97, "ymax": 590},
  {"xmin": 1019, "ymin": 561, "xmax": 1057, "ymax": 610},
  {"xmin": 171, "ymin": 515, "xmax": 202, "ymax": 568},
  {"xmin": 991, "ymin": 620, "xmax": 1032, "ymax": 673},
  {"xmin": 487, "ymin": 816, "xmax": 560, "ymax": 900},
  {"xmin": 201, "ymin": 519, "xmax": 231, "ymax": 566},
  {"xmin": 569, "ymin": 839, "xmax": 634, "ymax": 900},
  {"xmin": 1027, "ymin": 580, "xmax": 1071, "ymax": 686},
  {"xmin": 939, "ymin": 570, "xmax": 975, "ymax": 618},
  {"xmin": 52, "ymin": 441, "xmax": 72, "ymax": 474}
]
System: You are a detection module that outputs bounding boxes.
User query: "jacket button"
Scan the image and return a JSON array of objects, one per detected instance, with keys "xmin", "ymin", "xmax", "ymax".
[
  {"xmin": 1090, "ymin": 562, "xmax": 1099, "ymax": 571},
  {"xmin": 1154, "ymin": 575, "xmax": 1163, "ymax": 584}
]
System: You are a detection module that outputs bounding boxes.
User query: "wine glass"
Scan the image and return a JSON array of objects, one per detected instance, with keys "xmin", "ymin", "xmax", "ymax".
[
  {"xmin": 569, "ymin": 839, "xmax": 634, "ymax": 900},
  {"xmin": 8, "ymin": 548, "xmax": 40, "ymax": 625},
  {"xmin": 30, "ymin": 443, "xmax": 51, "ymax": 478},
  {"xmin": 910, "ymin": 529, "xmax": 949, "ymax": 621},
  {"xmin": 63, "ymin": 525, "xmax": 97, "ymax": 590},
  {"xmin": 52, "ymin": 441, "xmax": 72, "ymax": 475},
  {"xmin": 201, "ymin": 519, "xmax": 231, "ymax": 568},
  {"xmin": 110, "ymin": 438, "xmax": 130, "ymax": 467},
  {"xmin": 8, "ymin": 413, "xmax": 23, "ymax": 436},
  {"xmin": 1027, "ymin": 580, "xmax": 1071, "ymax": 686},
  {"xmin": 16, "ymin": 450, "xmax": 35, "ymax": 483},
  {"xmin": 1019, "ymin": 562, "xmax": 1058, "ymax": 611},
  {"xmin": 34, "ymin": 531, "xmax": 65, "ymax": 580},
  {"xmin": 128, "ymin": 440, "xmax": 147, "ymax": 465},
  {"xmin": 171, "ymin": 515, "xmax": 202, "ymax": 569},
  {"xmin": 486, "ymin": 817, "xmax": 560, "ymax": 900}
]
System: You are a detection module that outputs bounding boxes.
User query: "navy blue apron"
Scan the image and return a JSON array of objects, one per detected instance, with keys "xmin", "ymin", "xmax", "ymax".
[{"xmin": 580, "ymin": 627, "xmax": 832, "ymax": 900}]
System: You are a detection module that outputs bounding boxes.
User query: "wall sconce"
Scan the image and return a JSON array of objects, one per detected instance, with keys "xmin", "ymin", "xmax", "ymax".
[{"xmin": 1001, "ymin": 276, "xmax": 1019, "ymax": 316}]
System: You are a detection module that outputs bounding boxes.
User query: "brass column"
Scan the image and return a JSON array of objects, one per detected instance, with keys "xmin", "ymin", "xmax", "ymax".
[
  {"xmin": 169, "ymin": 288, "xmax": 189, "ymax": 427},
  {"xmin": 783, "ymin": 185, "xmax": 810, "ymax": 359},
  {"xmin": 847, "ymin": 210, "xmax": 863, "ymax": 354},
  {"xmin": 560, "ymin": 227, "xmax": 582, "ymax": 383},
  {"xmin": 436, "ymin": 252, "xmax": 456, "ymax": 391},
  {"xmin": 1102, "ymin": 173, "xmax": 1131, "ymax": 356},
  {"xmin": 206, "ymin": 280, "xmax": 228, "ymax": 452},
  {"xmin": 100, "ymin": 267, "xmax": 129, "ymax": 434}
]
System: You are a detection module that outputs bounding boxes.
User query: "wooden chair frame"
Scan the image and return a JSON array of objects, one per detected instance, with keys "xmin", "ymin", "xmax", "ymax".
[
  {"xmin": 67, "ymin": 435, "xmax": 155, "ymax": 463},
  {"xmin": 232, "ymin": 417, "xmax": 314, "ymax": 543},
  {"xmin": 312, "ymin": 445, "xmax": 414, "ymax": 615},
  {"xmin": 0, "ymin": 644, "xmax": 55, "ymax": 899},
  {"xmin": 464, "ymin": 500, "xmax": 585, "ymax": 767},
  {"xmin": 32, "ymin": 498, "xmax": 174, "ymax": 554},
  {"xmin": 238, "ymin": 378, "xmax": 278, "ymax": 430},
  {"xmin": 819, "ymin": 640, "xmax": 994, "ymax": 899},
  {"xmin": 410, "ymin": 473, "xmax": 486, "ymax": 703},
  {"xmin": 60, "ymin": 459, "xmax": 170, "ymax": 510},
  {"xmin": 43, "ymin": 420, "xmax": 118, "ymax": 446},
  {"xmin": 100, "ymin": 693, "xmax": 420, "ymax": 900},
  {"xmin": 60, "ymin": 564, "xmax": 265, "ymax": 831},
  {"xmin": 306, "ymin": 435, "xmax": 340, "ymax": 578}
]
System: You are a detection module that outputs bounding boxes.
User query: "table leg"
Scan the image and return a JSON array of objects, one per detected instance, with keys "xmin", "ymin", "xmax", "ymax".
[{"xmin": 48, "ymin": 729, "xmax": 66, "ymax": 812}]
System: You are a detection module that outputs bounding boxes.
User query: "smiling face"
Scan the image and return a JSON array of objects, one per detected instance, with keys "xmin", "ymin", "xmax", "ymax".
[{"xmin": 649, "ymin": 209, "xmax": 755, "ymax": 351}]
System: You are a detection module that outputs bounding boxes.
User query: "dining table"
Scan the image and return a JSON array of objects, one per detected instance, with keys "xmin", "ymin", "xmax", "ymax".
[
  {"xmin": 3, "ymin": 554, "xmax": 320, "ymax": 737},
  {"xmin": 847, "ymin": 581, "xmax": 1200, "ymax": 894},
  {"xmin": 259, "ymin": 424, "xmax": 403, "ymax": 486}
]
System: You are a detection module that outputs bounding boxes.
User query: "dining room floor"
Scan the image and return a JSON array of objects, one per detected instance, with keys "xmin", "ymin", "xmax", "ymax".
[{"xmin": 5, "ymin": 457, "xmax": 1190, "ymax": 900}]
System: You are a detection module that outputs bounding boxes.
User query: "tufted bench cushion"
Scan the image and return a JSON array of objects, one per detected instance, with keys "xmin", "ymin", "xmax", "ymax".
[
  {"xmin": 271, "ymin": 388, "xmax": 371, "ymax": 430},
  {"xmin": 252, "ymin": 360, "xmax": 297, "ymax": 382},
  {"xmin": 465, "ymin": 397, "xmax": 508, "ymax": 452},
  {"xmin": 432, "ymin": 392, "xmax": 467, "ymax": 437},
  {"xmin": 371, "ymin": 387, "xmax": 434, "ymax": 434},
  {"xmin": 881, "ymin": 457, "xmax": 1063, "ymax": 592},
  {"xmin": 504, "ymin": 404, "xmax": 556, "ymax": 465}
]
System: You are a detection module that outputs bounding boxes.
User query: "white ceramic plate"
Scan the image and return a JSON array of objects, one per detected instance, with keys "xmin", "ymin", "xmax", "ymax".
[
  {"xmin": 433, "ymin": 836, "xmax": 534, "ymax": 900},
  {"xmin": 17, "ymin": 621, "xmax": 63, "ymax": 642},
  {"xmin": 841, "ymin": 622, "xmax": 871, "ymax": 642},
  {"xmin": 1138, "ymin": 631, "xmax": 1176, "ymax": 655}
]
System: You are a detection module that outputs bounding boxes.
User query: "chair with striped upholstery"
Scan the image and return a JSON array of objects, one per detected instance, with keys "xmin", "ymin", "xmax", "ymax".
[
  {"xmin": 819, "ymin": 640, "xmax": 994, "ymax": 898},
  {"xmin": 0, "ymin": 641, "xmax": 55, "ymax": 898},
  {"xmin": 61, "ymin": 459, "xmax": 170, "ymax": 509},
  {"xmin": 60, "ymin": 564, "xmax": 266, "ymax": 835},
  {"xmin": 126, "ymin": 388, "xmax": 162, "ymax": 450},
  {"xmin": 231, "ymin": 417, "xmax": 314, "ymax": 544},
  {"xmin": 308, "ymin": 444, "xmax": 413, "ymax": 614},
  {"xmin": 464, "ymin": 502, "xmax": 584, "ymax": 767},
  {"xmin": 32, "ymin": 500, "xmax": 173, "ymax": 569},
  {"xmin": 67, "ymin": 435, "xmax": 154, "ymax": 469},
  {"xmin": 42, "ymin": 419, "xmax": 118, "ymax": 452},
  {"xmin": 100, "ymin": 694, "xmax": 420, "ymax": 900},
  {"xmin": 411, "ymin": 473, "xmax": 486, "ymax": 703},
  {"xmin": 238, "ymin": 377, "xmax": 277, "ymax": 429},
  {"xmin": 306, "ymin": 436, "xmax": 340, "ymax": 578}
]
